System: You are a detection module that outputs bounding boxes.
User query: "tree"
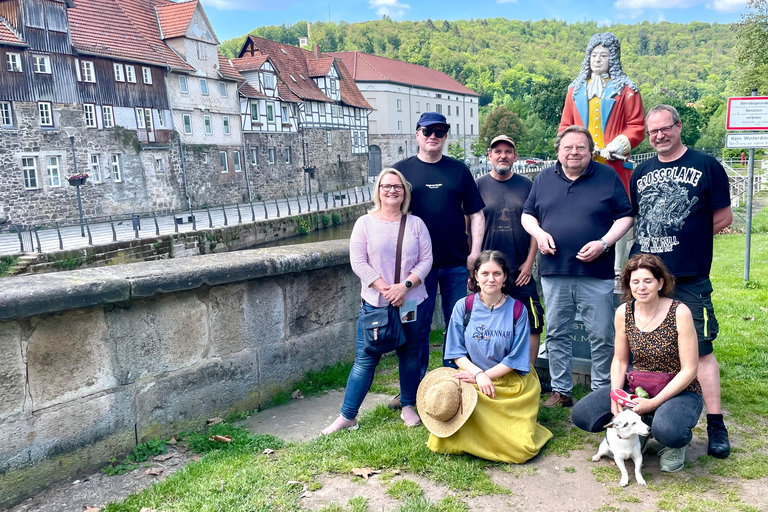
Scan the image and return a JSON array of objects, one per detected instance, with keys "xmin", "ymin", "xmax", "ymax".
[
  {"xmin": 448, "ymin": 141, "xmax": 467, "ymax": 161},
  {"xmin": 736, "ymin": 0, "xmax": 768, "ymax": 94},
  {"xmin": 529, "ymin": 74, "xmax": 570, "ymax": 128},
  {"xmin": 479, "ymin": 106, "xmax": 526, "ymax": 149},
  {"xmin": 470, "ymin": 138, "xmax": 487, "ymax": 159}
]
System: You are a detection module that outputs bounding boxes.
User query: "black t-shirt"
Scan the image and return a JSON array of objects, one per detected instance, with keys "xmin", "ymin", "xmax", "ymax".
[
  {"xmin": 630, "ymin": 149, "xmax": 731, "ymax": 277},
  {"xmin": 476, "ymin": 173, "xmax": 533, "ymax": 273},
  {"xmin": 393, "ymin": 156, "xmax": 485, "ymax": 268},
  {"xmin": 523, "ymin": 160, "xmax": 633, "ymax": 279}
]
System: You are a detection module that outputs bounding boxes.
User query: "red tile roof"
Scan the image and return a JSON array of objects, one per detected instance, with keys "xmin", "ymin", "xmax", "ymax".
[
  {"xmin": 235, "ymin": 36, "xmax": 371, "ymax": 110},
  {"xmin": 0, "ymin": 15, "xmax": 26, "ymax": 46},
  {"xmin": 238, "ymin": 81, "xmax": 267, "ymax": 99},
  {"xmin": 329, "ymin": 51, "xmax": 479, "ymax": 97},
  {"xmin": 68, "ymin": 0, "xmax": 193, "ymax": 71},
  {"xmin": 306, "ymin": 57, "xmax": 334, "ymax": 78},
  {"xmin": 231, "ymin": 55, "xmax": 268, "ymax": 72},
  {"xmin": 155, "ymin": 0, "xmax": 197, "ymax": 39},
  {"xmin": 217, "ymin": 51, "xmax": 244, "ymax": 82}
]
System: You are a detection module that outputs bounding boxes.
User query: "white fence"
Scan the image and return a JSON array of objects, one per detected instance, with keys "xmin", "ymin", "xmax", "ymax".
[{"xmin": 721, "ymin": 159, "xmax": 768, "ymax": 209}]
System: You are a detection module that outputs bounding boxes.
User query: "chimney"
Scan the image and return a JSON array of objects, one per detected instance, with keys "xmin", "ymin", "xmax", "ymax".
[{"xmin": 313, "ymin": 44, "xmax": 320, "ymax": 58}]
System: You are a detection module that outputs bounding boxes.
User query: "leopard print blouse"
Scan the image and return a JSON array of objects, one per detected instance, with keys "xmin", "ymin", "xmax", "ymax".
[{"xmin": 626, "ymin": 300, "xmax": 702, "ymax": 395}]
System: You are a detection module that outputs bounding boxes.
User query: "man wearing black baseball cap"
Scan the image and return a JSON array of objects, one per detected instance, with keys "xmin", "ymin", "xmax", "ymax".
[{"xmin": 392, "ymin": 112, "xmax": 486, "ymax": 385}]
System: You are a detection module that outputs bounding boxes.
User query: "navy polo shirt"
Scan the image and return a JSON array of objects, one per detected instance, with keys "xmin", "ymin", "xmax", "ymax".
[{"xmin": 523, "ymin": 160, "xmax": 632, "ymax": 279}]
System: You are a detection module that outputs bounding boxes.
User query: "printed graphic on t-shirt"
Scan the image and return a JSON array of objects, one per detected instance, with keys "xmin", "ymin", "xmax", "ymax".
[
  {"xmin": 493, "ymin": 207, "xmax": 514, "ymax": 232},
  {"xmin": 473, "ymin": 324, "xmax": 512, "ymax": 341},
  {"xmin": 636, "ymin": 175, "xmax": 699, "ymax": 254}
]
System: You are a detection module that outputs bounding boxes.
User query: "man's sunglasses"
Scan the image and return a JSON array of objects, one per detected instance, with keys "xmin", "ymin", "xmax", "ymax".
[{"xmin": 420, "ymin": 126, "xmax": 448, "ymax": 138}]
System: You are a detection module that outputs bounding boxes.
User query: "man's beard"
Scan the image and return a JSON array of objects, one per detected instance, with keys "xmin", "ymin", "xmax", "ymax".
[{"xmin": 494, "ymin": 164, "xmax": 511, "ymax": 175}]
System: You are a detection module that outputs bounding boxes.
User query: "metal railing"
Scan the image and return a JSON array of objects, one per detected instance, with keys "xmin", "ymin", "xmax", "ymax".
[
  {"xmin": 721, "ymin": 160, "xmax": 767, "ymax": 209},
  {"xmin": 0, "ymin": 186, "xmax": 373, "ymax": 256}
]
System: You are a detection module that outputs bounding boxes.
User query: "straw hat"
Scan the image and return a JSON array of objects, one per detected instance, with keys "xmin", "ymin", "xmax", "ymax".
[{"xmin": 416, "ymin": 367, "xmax": 478, "ymax": 438}]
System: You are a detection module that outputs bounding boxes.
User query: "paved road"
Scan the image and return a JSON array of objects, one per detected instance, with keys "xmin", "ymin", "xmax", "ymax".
[{"xmin": 0, "ymin": 185, "xmax": 374, "ymax": 256}]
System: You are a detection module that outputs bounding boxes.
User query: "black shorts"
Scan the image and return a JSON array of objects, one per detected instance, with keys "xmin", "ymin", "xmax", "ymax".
[
  {"xmin": 670, "ymin": 276, "xmax": 718, "ymax": 356},
  {"xmin": 505, "ymin": 271, "xmax": 545, "ymax": 334}
]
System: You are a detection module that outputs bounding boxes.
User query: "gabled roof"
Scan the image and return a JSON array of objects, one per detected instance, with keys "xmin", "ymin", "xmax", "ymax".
[
  {"xmin": 231, "ymin": 54, "xmax": 268, "ymax": 73},
  {"xmin": 0, "ymin": 15, "xmax": 26, "ymax": 47},
  {"xmin": 238, "ymin": 81, "xmax": 267, "ymax": 99},
  {"xmin": 155, "ymin": 0, "xmax": 197, "ymax": 39},
  {"xmin": 217, "ymin": 51, "xmax": 244, "ymax": 82},
  {"xmin": 68, "ymin": 0, "xmax": 193, "ymax": 71},
  {"xmin": 235, "ymin": 35, "xmax": 371, "ymax": 110},
  {"xmin": 329, "ymin": 51, "xmax": 479, "ymax": 97}
]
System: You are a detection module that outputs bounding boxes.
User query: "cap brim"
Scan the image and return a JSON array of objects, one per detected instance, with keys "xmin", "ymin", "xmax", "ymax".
[{"xmin": 416, "ymin": 367, "xmax": 478, "ymax": 438}]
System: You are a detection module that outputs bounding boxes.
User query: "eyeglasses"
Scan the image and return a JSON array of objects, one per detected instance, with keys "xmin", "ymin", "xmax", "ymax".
[
  {"xmin": 380, "ymin": 184, "xmax": 404, "ymax": 192},
  {"xmin": 647, "ymin": 123, "xmax": 679, "ymax": 138},
  {"xmin": 560, "ymin": 145, "xmax": 590, "ymax": 153},
  {"xmin": 420, "ymin": 126, "xmax": 448, "ymax": 138}
]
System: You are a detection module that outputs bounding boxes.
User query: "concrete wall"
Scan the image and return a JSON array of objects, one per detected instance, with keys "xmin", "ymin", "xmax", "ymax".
[{"xmin": 0, "ymin": 240, "xmax": 359, "ymax": 508}]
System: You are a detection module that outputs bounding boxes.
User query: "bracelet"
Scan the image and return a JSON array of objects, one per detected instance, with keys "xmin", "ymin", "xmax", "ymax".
[
  {"xmin": 599, "ymin": 238, "xmax": 609, "ymax": 253},
  {"xmin": 473, "ymin": 369, "xmax": 484, "ymax": 378}
]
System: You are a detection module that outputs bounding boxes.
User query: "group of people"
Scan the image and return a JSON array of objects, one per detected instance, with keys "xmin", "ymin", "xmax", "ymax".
[{"xmin": 323, "ymin": 31, "xmax": 733, "ymax": 471}]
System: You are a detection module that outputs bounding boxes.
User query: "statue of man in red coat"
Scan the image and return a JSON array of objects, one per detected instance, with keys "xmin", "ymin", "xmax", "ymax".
[{"xmin": 559, "ymin": 32, "xmax": 645, "ymax": 197}]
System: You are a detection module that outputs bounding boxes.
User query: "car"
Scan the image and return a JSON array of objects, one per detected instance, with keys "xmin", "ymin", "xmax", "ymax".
[{"xmin": 525, "ymin": 158, "xmax": 544, "ymax": 165}]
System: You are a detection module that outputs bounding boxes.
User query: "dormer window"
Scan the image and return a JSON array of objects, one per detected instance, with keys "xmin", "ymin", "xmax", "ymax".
[
  {"xmin": 330, "ymin": 79, "xmax": 337, "ymax": 95},
  {"xmin": 262, "ymin": 73, "xmax": 275, "ymax": 90}
]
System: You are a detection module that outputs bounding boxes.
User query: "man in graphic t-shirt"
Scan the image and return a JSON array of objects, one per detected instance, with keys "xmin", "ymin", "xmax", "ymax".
[
  {"xmin": 630, "ymin": 104, "xmax": 733, "ymax": 459},
  {"xmin": 393, "ymin": 112, "xmax": 486, "ymax": 382},
  {"xmin": 475, "ymin": 135, "xmax": 544, "ymax": 365}
]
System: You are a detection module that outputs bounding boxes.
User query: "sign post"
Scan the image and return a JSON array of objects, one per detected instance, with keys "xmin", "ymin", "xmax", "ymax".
[{"xmin": 726, "ymin": 90, "xmax": 767, "ymax": 284}]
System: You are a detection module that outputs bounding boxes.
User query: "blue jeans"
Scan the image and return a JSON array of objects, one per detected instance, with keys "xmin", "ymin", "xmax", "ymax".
[
  {"xmin": 419, "ymin": 265, "xmax": 469, "ymax": 379},
  {"xmin": 571, "ymin": 386, "xmax": 703, "ymax": 449},
  {"xmin": 541, "ymin": 276, "xmax": 615, "ymax": 394},
  {"xmin": 340, "ymin": 301, "xmax": 422, "ymax": 420}
]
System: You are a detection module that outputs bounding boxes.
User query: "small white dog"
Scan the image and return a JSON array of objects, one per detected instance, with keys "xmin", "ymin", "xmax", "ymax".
[{"xmin": 591, "ymin": 409, "xmax": 651, "ymax": 486}]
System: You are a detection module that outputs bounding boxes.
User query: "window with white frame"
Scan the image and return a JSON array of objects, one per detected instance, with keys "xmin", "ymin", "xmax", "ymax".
[
  {"xmin": 281, "ymin": 106, "xmax": 289, "ymax": 123},
  {"xmin": 330, "ymin": 79, "xmax": 337, "ymax": 95},
  {"xmin": 266, "ymin": 103, "xmax": 274, "ymax": 122},
  {"xmin": 251, "ymin": 147, "xmax": 258, "ymax": 164},
  {"xmin": 179, "ymin": 75, "xmax": 188, "ymax": 93},
  {"xmin": 101, "ymin": 105, "xmax": 115, "ymax": 128},
  {"xmin": 436, "ymin": 104, "xmax": 442, "ymax": 114},
  {"xmin": 111, "ymin": 154, "xmax": 122, "ymax": 182},
  {"xmin": 446, "ymin": 105, "xmax": 450, "ymax": 116},
  {"xmin": 250, "ymin": 102, "xmax": 259, "ymax": 122},
  {"xmin": 46, "ymin": 156, "xmax": 61, "ymax": 187},
  {"xmin": 155, "ymin": 157, "xmax": 165, "ymax": 173},
  {"xmin": 135, "ymin": 107, "xmax": 145, "ymax": 129},
  {"xmin": 219, "ymin": 82, "xmax": 227, "ymax": 97},
  {"xmin": 81, "ymin": 61, "xmax": 95, "ymax": 82},
  {"xmin": 397, "ymin": 99, "xmax": 402, "ymax": 112},
  {"xmin": 33, "ymin": 55, "xmax": 51, "ymax": 74},
  {"xmin": 38, "ymin": 102, "xmax": 53, "ymax": 126},
  {"xmin": 397, "ymin": 121, "xmax": 402, "ymax": 132},
  {"xmin": 142, "ymin": 67, "xmax": 152, "ymax": 84},
  {"xmin": 6, "ymin": 53, "xmax": 22, "ymax": 72},
  {"xmin": 83, "ymin": 104, "xmax": 97, "ymax": 128},
  {"xmin": 262, "ymin": 73, "xmax": 275, "ymax": 89},
  {"xmin": 126, "ymin": 65, "xmax": 136, "ymax": 83},
  {"xmin": 183, "ymin": 114, "xmax": 192, "ymax": 134},
  {"xmin": 219, "ymin": 151, "xmax": 228, "ymax": 172},
  {"xmin": 114, "ymin": 63, "xmax": 125, "ymax": 81},
  {"xmin": 203, "ymin": 152, "xmax": 209, "ymax": 164},
  {"xmin": 22, "ymin": 157, "xmax": 38, "ymax": 189},
  {"xmin": 89, "ymin": 154, "xmax": 102, "ymax": 182},
  {"xmin": 156, "ymin": 110, "xmax": 164, "ymax": 127},
  {"xmin": 456, "ymin": 106, "xmax": 460, "ymax": 116},
  {"xmin": 284, "ymin": 147, "xmax": 291, "ymax": 164},
  {"xmin": 268, "ymin": 147, "xmax": 275, "ymax": 164},
  {"xmin": 319, "ymin": 103, "xmax": 326, "ymax": 115},
  {"xmin": 416, "ymin": 101, "xmax": 420, "ymax": 113},
  {"xmin": 199, "ymin": 79, "xmax": 208, "ymax": 95},
  {"xmin": 326, "ymin": 130, "xmax": 332, "ymax": 146},
  {"xmin": 353, "ymin": 131, "xmax": 359, "ymax": 146},
  {"xmin": 0, "ymin": 102, "xmax": 13, "ymax": 127},
  {"xmin": 204, "ymin": 115, "xmax": 212, "ymax": 135},
  {"xmin": 143, "ymin": 108, "xmax": 152, "ymax": 131},
  {"xmin": 355, "ymin": 109, "xmax": 361, "ymax": 120},
  {"xmin": 223, "ymin": 116, "xmax": 230, "ymax": 135},
  {"xmin": 470, "ymin": 107, "xmax": 473, "ymax": 117},
  {"xmin": 426, "ymin": 103, "xmax": 430, "ymax": 111},
  {"xmin": 233, "ymin": 151, "xmax": 241, "ymax": 172}
]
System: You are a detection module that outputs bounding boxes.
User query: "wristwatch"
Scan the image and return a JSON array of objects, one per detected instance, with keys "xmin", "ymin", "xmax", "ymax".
[
  {"xmin": 404, "ymin": 280, "xmax": 413, "ymax": 289},
  {"xmin": 599, "ymin": 238, "xmax": 609, "ymax": 253}
]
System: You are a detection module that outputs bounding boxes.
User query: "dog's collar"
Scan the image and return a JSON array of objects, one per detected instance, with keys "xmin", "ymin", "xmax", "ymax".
[{"xmin": 616, "ymin": 433, "xmax": 624, "ymax": 439}]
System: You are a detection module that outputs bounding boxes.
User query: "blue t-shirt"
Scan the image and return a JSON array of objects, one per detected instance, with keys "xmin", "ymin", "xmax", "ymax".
[
  {"xmin": 444, "ymin": 294, "xmax": 531, "ymax": 375},
  {"xmin": 523, "ymin": 160, "xmax": 633, "ymax": 279}
]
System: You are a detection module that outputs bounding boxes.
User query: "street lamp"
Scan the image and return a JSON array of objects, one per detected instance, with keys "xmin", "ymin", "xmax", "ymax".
[{"xmin": 62, "ymin": 126, "xmax": 85, "ymax": 237}]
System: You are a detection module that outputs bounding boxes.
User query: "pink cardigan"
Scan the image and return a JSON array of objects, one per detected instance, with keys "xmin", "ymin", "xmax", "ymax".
[{"xmin": 349, "ymin": 214, "xmax": 433, "ymax": 307}]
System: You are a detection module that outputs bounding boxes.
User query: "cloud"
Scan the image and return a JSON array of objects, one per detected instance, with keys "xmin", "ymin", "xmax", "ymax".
[
  {"xmin": 614, "ymin": 0, "xmax": 697, "ymax": 8},
  {"xmin": 201, "ymin": 0, "xmax": 297, "ymax": 10},
  {"xmin": 369, "ymin": 0, "xmax": 411, "ymax": 18},
  {"xmin": 706, "ymin": 0, "xmax": 748, "ymax": 11},
  {"xmin": 496, "ymin": 0, "xmax": 518, "ymax": 4}
]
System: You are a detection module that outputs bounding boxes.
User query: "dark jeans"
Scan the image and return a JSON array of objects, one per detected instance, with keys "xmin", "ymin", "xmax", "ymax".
[
  {"xmin": 340, "ymin": 300, "xmax": 422, "ymax": 420},
  {"xmin": 571, "ymin": 386, "xmax": 703, "ymax": 449},
  {"xmin": 419, "ymin": 264, "xmax": 469, "ymax": 379}
]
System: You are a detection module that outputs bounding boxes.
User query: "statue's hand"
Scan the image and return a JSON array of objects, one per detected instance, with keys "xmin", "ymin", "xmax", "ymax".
[{"xmin": 600, "ymin": 140, "xmax": 624, "ymax": 160}]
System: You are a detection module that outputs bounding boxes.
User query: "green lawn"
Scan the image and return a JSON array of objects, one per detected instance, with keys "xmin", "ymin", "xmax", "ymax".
[{"xmin": 103, "ymin": 206, "xmax": 768, "ymax": 512}]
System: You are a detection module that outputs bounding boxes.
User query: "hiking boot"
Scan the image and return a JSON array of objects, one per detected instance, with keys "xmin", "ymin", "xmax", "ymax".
[
  {"xmin": 388, "ymin": 393, "xmax": 402, "ymax": 410},
  {"xmin": 659, "ymin": 445, "xmax": 687, "ymax": 472},
  {"xmin": 543, "ymin": 391, "xmax": 573, "ymax": 408},
  {"xmin": 707, "ymin": 422, "xmax": 731, "ymax": 459}
]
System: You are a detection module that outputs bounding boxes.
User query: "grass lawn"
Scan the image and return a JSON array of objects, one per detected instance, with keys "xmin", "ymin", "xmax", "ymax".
[{"xmin": 103, "ymin": 205, "xmax": 768, "ymax": 512}]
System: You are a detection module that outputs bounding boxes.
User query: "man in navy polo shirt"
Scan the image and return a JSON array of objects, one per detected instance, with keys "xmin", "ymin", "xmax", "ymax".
[{"xmin": 522, "ymin": 125, "xmax": 633, "ymax": 407}]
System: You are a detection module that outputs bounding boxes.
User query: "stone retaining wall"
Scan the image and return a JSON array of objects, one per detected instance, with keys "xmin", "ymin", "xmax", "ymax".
[{"xmin": 0, "ymin": 240, "xmax": 359, "ymax": 508}]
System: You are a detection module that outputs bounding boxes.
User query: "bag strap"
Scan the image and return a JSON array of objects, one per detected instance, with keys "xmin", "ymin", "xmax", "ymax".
[
  {"xmin": 394, "ymin": 214, "xmax": 407, "ymax": 284},
  {"xmin": 463, "ymin": 293, "xmax": 475, "ymax": 327},
  {"xmin": 513, "ymin": 298, "xmax": 523, "ymax": 322}
]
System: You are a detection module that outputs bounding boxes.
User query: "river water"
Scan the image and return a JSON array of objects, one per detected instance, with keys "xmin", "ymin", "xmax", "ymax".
[{"xmin": 252, "ymin": 223, "xmax": 353, "ymax": 249}]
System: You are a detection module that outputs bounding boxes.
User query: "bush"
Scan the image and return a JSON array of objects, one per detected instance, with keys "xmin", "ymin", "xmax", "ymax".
[
  {"xmin": 321, "ymin": 214, "xmax": 331, "ymax": 227},
  {"xmin": 331, "ymin": 212, "xmax": 342, "ymax": 226}
]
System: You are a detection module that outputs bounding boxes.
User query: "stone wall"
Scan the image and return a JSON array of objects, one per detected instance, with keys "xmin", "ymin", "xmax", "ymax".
[
  {"xmin": 0, "ymin": 241, "xmax": 359, "ymax": 508},
  {"xmin": 371, "ymin": 133, "xmax": 477, "ymax": 168},
  {"xmin": 0, "ymin": 102, "xmax": 183, "ymax": 226}
]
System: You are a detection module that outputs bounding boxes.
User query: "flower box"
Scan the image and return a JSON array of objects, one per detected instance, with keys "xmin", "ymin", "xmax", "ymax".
[{"xmin": 67, "ymin": 177, "xmax": 87, "ymax": 186}]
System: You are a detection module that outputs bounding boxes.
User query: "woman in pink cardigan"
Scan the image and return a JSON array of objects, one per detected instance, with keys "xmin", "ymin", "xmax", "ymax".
[{"xmin": 323, "ymin": 168, "xmax": 433, "ymax": 434}]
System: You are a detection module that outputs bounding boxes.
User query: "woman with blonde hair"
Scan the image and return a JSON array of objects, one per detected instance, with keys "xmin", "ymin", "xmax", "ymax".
[{"xmin": 323, "ymin": 168, "xmax": 433, "ymax": 434}]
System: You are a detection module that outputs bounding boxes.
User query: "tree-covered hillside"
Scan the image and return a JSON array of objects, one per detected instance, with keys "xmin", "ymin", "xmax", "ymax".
[{"xmin": 221, "ymin": 18, "xmax": 742, "ymax": 157}]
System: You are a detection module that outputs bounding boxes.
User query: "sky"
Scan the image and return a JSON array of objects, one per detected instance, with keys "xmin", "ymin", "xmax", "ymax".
[{"xmin": 200, "ymin": 0, "xmax": 751, "ymax": 42}]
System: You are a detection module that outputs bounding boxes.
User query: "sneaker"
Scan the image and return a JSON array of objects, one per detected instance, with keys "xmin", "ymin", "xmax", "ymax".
[
  {"xmin": 388, "ymin": 393, "xmax": 402, "ymax": 410},
  {"xmin": 543, "ymin": 391, "xmax": 573, "ymax": 408},
  {"xmin": 707, "ymin": 423, "xmax": 731, "ymax": 459},
  {"xmin": 659, "ymin": 446, "xmax": 686, "ymax": 472}
]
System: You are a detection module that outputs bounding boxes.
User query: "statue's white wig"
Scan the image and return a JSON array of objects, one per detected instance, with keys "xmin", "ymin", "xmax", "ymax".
[{"xmin": 569, "ymin": 32, "xmax": 638, "ymax": 98}]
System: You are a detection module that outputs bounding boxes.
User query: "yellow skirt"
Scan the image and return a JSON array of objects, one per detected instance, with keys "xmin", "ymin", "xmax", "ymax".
[{"xmin": 426, "ymin": 368, "xmax": 552, "ymax": 463}]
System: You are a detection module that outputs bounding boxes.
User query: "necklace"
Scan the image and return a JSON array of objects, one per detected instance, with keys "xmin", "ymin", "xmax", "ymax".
[
  {"xmin": 479, "ymin": 293, "xmax": 505, "ymax": 312},
  {"xmin": 637, "ymin": 301, "xmax": 662, "ymax": 332}
]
